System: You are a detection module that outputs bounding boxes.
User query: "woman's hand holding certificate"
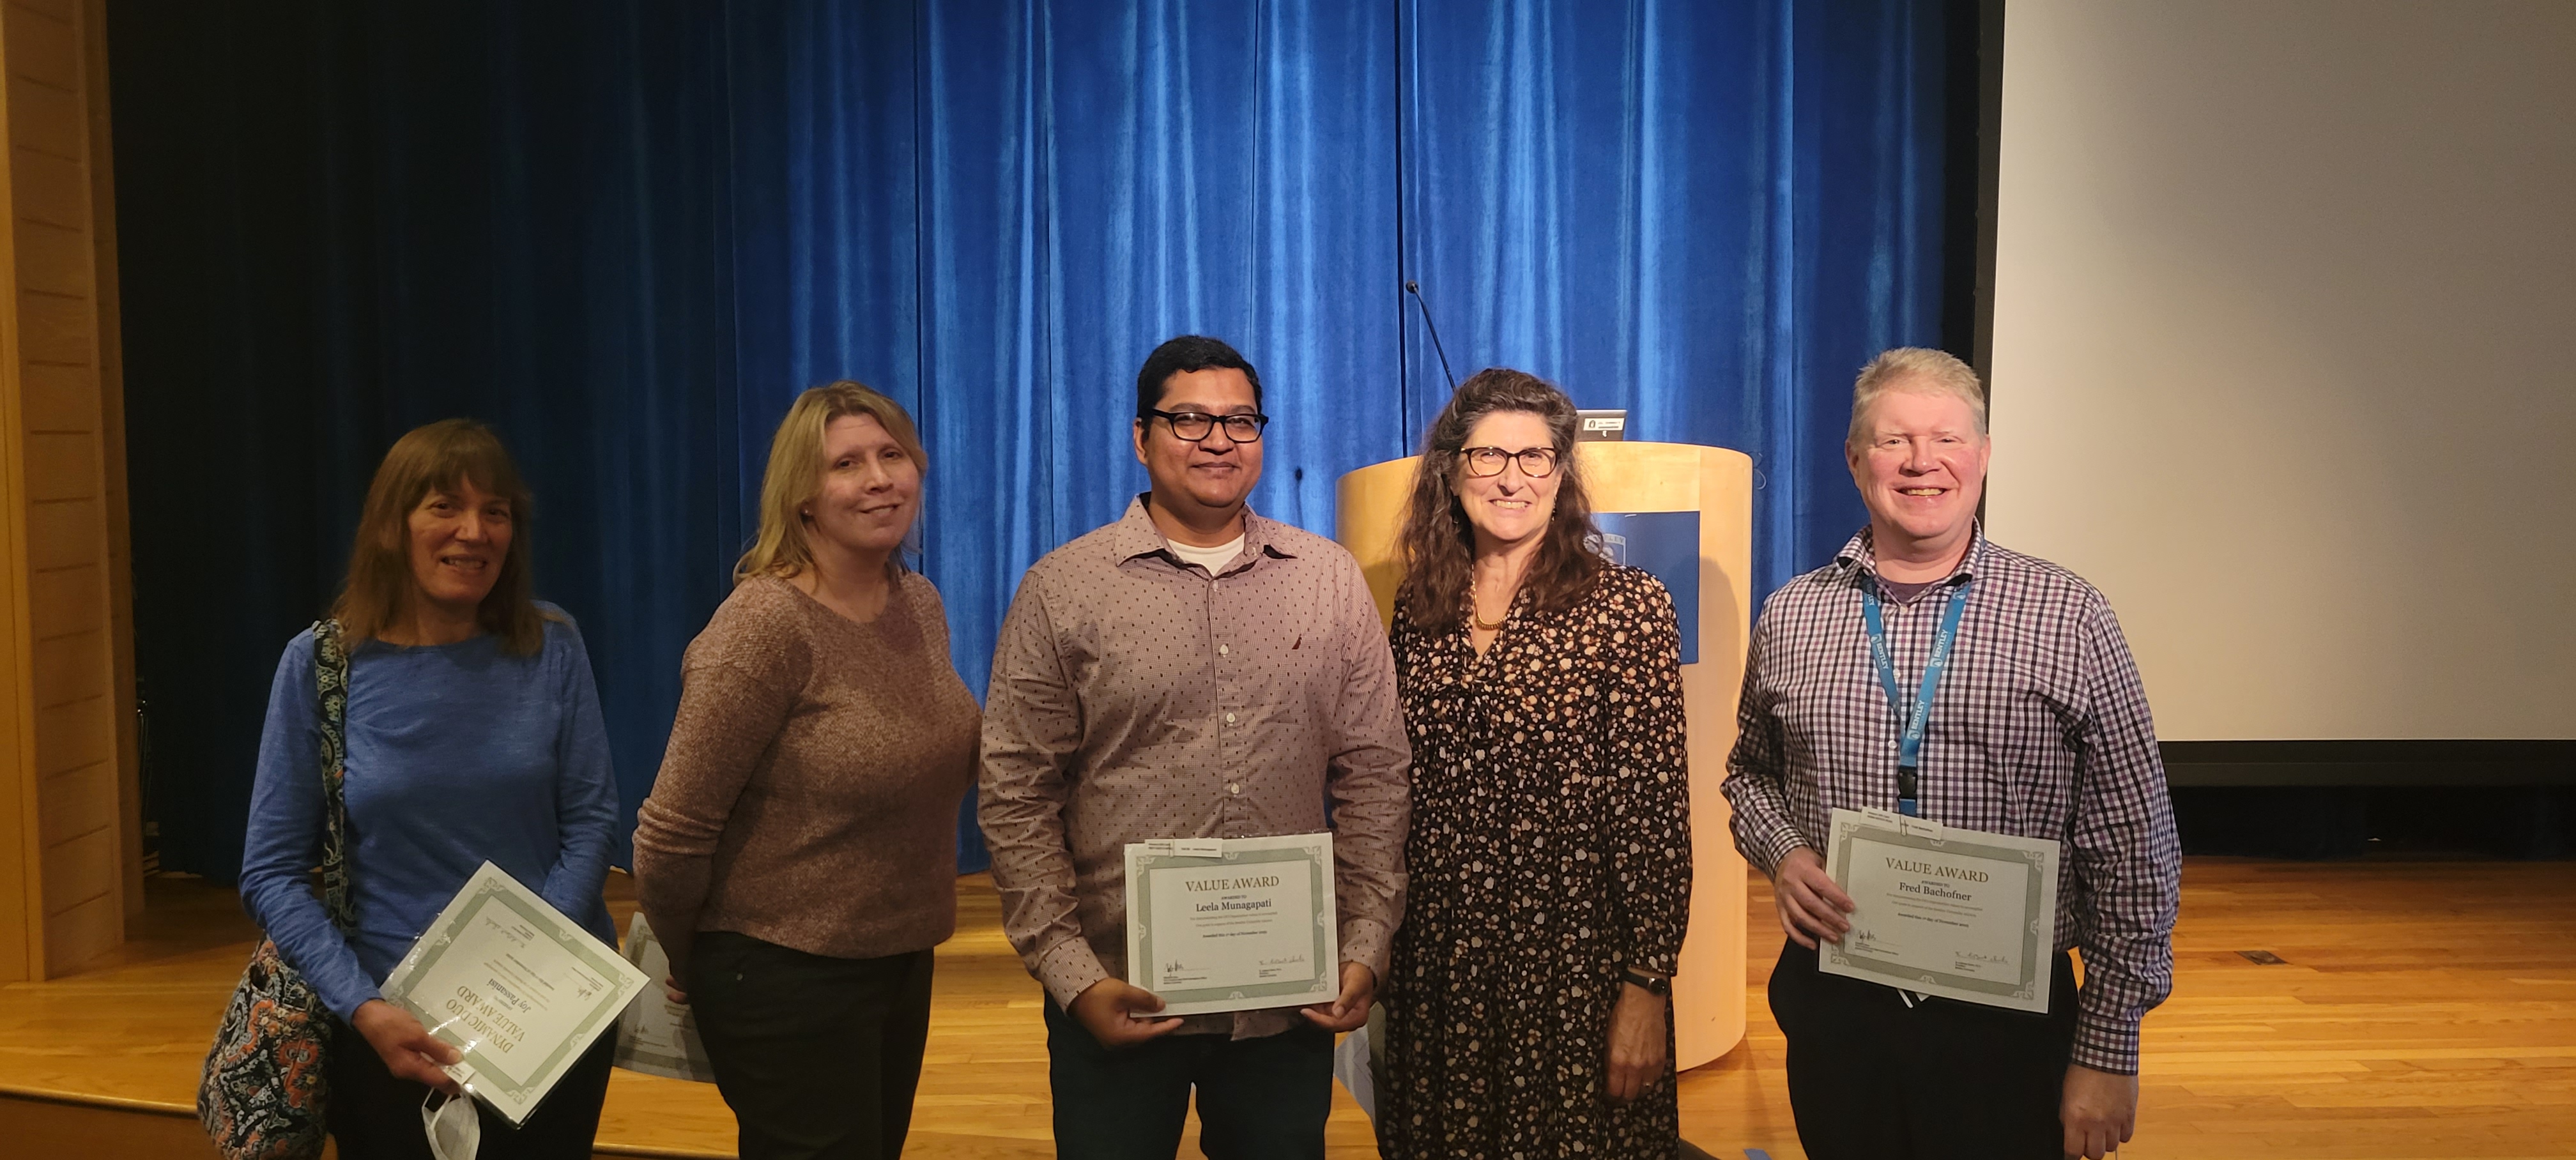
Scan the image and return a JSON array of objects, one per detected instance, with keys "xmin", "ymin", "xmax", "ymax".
[{"xmin": 377, "ymin": 863, "xmax": 648, "ymax": 1126}]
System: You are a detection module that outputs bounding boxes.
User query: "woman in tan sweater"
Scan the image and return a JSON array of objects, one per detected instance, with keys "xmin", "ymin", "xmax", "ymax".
[{"xmin": 632, "ymin": 382, "xmax": 979, "ymax": 1160}]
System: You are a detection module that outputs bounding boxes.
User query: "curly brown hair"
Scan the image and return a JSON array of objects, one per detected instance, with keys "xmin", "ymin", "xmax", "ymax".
[{"xmin": 1394, "ymin": 367, "xmax": 1604, "ymax": 634}]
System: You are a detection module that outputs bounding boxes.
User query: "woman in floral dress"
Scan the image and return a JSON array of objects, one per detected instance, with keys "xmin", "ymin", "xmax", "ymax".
[{"xmin": 1377, "ymin": 367, "xmax": 1693, "ymax": 1159}]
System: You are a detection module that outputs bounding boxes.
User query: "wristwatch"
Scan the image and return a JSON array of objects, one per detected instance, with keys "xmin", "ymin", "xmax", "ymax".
[{"xmin": 1620, "ymin": 966, "xmax": 1671, "ymax": 997}]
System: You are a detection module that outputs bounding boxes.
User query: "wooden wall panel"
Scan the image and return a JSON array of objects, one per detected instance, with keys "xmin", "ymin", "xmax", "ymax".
[
  {"xmin": 0, "ymin": 225, "xmax": 26, "ymax": 983},
  {"xmin": 20, "ymin": 431, "xmax": 88, "ymax": 500},
  {"xmin": 19, "ymin": 289, "xmax": 90, "ymax": 366},
  {"xmin": 37, "ymin": 823, "xmax": 105, "ymax": 913},
  {"xmin": 10, "ymin": 149, "xmax": 75, "ymax": 227},
  {"xmin": 79, "ymin": 0, "xmax": 134, "ymax": 918},
  {"xmin": 4, "ymin": 79, "xmax": 79, "ymax": 163},
  {"xmin": 31, "ymin": 630, "xmax": 102, "ymax": 706},
  {"xmin": 15, "ymin": 221, "xmax": 87, "ymax": 297},
  {"xmin": 11, "ymin": 0, "xmax": 70, "ymax": 28},
  {"xmin": 34, "ymin": 761, "xmax": 107, "ymax": 839},
  {"xmin": 19, "ymin": 362, "xmax": 82, "ymax": 429},
  {"xmin": 30, "ymin": 693, "xmax": 100, "ymax": 773},
  {"xmin": 24, "ymin": 498, "xmax": 90, "ymax": 569},
  {"xmin": 0, "ymin": 501, "xmax": 27, "ymax": 986},
  {"xmin": 24, "ymin": 563, "xmax": 95, "ymax": 627},
  {"xmin": 0, "ymin": 1, "xmax": 73, "ymax": 89},
  {"xmin": 40, "ymin": 887, "xmax": 111, "ymax": 974},
  {"xmin": 0, "ymin": 0, "xmax": 127, "ymax": 979}
]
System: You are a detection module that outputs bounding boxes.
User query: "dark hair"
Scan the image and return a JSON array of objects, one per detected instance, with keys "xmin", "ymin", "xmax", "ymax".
[
  {"xmin": 1134, "ymin": 335, "xmax": 1263, "ymax": 419},
  {"xmin": 1395, "ymin": 368, "xmax": 1604, "ymax": 634},
  {"xmin": 332, "ymin": 418, "xmax": 550, "ymax": 655}
]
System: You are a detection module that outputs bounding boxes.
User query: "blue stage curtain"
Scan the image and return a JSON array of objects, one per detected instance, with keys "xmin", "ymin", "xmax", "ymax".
[
  {"xmin": 725, "ymin": 0, "xmax": 1407, "ymax": 871},
  {"xmin": 107, "ymin": 1, "xmax": 1949, "ymax": 880},
  {"xmin": 1399, "ymin": 0, "xmax": 1949, "ymax": 594}
]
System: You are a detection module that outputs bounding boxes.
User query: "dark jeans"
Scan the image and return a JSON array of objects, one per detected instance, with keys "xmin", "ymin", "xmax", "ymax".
[
  {"xmin": 689, "ymin": 931, "xmax": 937, "ymax": 1160},
  {"xmin": 1043, "ymin": 998, "xmax": 1333, "ymax": 1160},
  {"xmin": 1768, "ymin": 942, "xmax": 2081, "ymax": 1160},
  {"xmin": 325, "ymin": 1017, "xmax": 614, "ymax": 1160}
]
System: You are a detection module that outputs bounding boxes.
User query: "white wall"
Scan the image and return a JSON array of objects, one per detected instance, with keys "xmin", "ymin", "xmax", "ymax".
[{"xmin": 1987, "ymin": 1, "xmax": 2576, "ymax": 740}]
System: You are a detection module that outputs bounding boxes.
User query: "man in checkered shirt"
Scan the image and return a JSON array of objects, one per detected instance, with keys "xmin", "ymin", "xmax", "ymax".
[{"xmin": 1723, "ymin": 347, "xmax": 2181, "ymax": 1160}]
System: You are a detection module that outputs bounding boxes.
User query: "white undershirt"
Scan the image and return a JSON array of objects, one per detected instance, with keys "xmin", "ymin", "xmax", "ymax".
[{"xmin": 1165, "ymin": 533, "xmax": 1246, "ymax": 576}]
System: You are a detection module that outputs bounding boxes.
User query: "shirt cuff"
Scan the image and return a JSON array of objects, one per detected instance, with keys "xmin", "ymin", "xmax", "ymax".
[
  {"xmin": 1338, "ymin": 916, "xmax": 1393, "ymax": 984},
  {"xmin": 1035, "ymin": 935, "xmax": 1112, "ymax": 1009},
  {"xmin": 2070, "ymin": 1005, "xmax": 2142, "ymax": 1075},
  {"xmin": 1740, "ymin": 812, "xmax": 1810, "ymax": 878},
  {"xmin": 323, "ymin": 981, "xmax": 387, "ymax": 1025}
]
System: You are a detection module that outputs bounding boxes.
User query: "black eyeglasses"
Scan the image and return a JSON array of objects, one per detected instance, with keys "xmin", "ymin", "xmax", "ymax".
[
  {"xmin": 1459, "ymin": 446, "xmax": 1560, "ymax": 478},
  {"xmin": 1147, "ymin": 409, "xmax": 1270, "ymax": 443}
]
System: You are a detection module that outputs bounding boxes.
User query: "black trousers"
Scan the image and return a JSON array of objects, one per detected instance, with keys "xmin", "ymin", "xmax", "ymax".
[
  {"xmin": 325, "ymin": 1017, "xmax": 615, "ymax": 1160},
  {"xmin": 1042, "ymin": 998, "xmax": 1333, "ymax": 1160},
  {"xmin": 1768, "ymin": 942, "xmax": 2080, "ymax": 1160},
  {"xmin": 689, "ymin": 931, "xmax": 937, "ymax": 1160}
]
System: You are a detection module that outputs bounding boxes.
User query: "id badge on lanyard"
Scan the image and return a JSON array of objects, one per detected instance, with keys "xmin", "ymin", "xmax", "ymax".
[{"xmin": 1860, "ymin": 580, "xmax": 1970, "ymax": 818}]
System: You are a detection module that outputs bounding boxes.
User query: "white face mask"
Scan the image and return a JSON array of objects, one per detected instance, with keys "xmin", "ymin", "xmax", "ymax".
[{"xmin": 422, "ymin": 1088, "xmax": 481, "ymax": 1160}]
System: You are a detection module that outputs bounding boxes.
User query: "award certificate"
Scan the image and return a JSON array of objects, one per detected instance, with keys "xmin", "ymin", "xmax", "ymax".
[
  {"xmin": 611, "ymin": 912, "xmax": 714, "ymax": 1083},
  {"xmin": 1123, "ymin": 832, "xmax": 1338, "ymax": 1017},
  {"xmin": 379, "ymin": 862, "xmax": 650, "ymax": 1124},
  {"xmin": 1818, "ymin": 807, "xmax": 2062, "ymax": 1013}
]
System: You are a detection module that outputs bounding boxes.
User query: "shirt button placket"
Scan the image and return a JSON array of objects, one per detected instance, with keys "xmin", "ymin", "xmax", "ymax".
[{"xmin": 1214, "ymin": 573, "xmax": 1241, "ymax": 832}]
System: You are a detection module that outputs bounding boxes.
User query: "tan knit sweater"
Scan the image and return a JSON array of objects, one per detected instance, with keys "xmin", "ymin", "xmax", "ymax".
[{"xmin": 633, "ymin": 572, "xmax": 980, "ymax": 979}]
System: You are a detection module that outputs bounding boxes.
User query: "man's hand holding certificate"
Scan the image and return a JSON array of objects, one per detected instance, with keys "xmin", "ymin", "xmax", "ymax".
[
  {"xmin": 1123, "ymin": 832, "xmax": 1340, "ymax": 1018},
  {"xmin": 1818, "ymin": 807, "xmax": 2062, "ymax": 1012},
  {"xmin": 379, "ymin": 862, "xmax": 648, "ymax": 1126}
]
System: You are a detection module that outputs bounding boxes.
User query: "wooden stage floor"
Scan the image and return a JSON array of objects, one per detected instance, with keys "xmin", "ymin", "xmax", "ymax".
[{"xmin": 3, "ymin": 857, "xmax": 2573, "ymax": 1158}]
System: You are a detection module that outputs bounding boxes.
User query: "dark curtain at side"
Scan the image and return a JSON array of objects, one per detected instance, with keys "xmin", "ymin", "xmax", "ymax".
[
  {"xmin": 1400, "ymin": 0, "xmax": 1948, "ymax": 600},
  {"xmin": 109, "ymin": 1, "xmax": 1953, "ymax": 881},
  {"xmin": 110, "ymin": 3, "xmax": 738, "ymax": 880}
]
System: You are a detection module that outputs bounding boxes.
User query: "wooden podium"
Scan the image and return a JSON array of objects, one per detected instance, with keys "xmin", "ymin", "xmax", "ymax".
[{"xmin": 1335, "ymin": 442, "xmax": 1754, "ymax": 1068}]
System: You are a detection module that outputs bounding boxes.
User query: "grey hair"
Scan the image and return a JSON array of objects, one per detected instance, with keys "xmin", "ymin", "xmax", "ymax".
[{"xmin": 1846, "ymin": 347, "xmax": 1988, "ymax": 451}]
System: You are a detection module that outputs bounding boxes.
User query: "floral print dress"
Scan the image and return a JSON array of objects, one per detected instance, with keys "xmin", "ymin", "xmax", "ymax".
[{"xmin": 1379, "ymin": 564, "xmax": 1693, "ymax": 1159}]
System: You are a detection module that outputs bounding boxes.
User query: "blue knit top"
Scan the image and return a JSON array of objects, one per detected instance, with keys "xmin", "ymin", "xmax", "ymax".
[{"xmin": 238, "ymin": 606, "xmax": 621, "ymax": 1021}]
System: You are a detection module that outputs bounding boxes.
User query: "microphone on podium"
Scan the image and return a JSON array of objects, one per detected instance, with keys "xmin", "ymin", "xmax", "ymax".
[{"xmin": 1405, "ymin": 279, "xmax": 1459, "ymax": 393}]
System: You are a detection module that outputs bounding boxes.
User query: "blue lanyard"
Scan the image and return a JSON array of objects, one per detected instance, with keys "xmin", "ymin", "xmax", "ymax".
[{"xmin": 1860, "ymin": 579, "xmax": 1970, "ymax": 818}]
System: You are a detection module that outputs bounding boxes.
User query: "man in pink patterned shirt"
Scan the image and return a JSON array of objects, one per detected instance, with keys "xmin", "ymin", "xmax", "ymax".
[{"xmin": 979, "ymin": 336, "xmax": 1411, "ymax": 1160}]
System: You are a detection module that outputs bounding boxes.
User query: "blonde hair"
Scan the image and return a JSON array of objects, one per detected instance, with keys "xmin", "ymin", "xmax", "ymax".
[
  {"xmin": 1847, "ymin": 347, "xmax": 1988, "ymax": 452},
  {"xmin": 736, "ymin": 381, "xmax": 928, "ymax": 584},
  {"xmin": 333, "ymin": 419, "xmax": 549, "ymax": 655}
]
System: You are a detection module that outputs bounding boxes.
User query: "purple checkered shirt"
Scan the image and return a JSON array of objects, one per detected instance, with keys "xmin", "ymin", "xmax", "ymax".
[{"xmin": 1722, "ymin": 526, "xmax": 2180, "ymax": 1074}]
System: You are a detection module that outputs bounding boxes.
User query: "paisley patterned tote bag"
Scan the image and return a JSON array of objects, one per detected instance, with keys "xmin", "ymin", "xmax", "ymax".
[{"xmin": 197, "ymin": 620, "xmax": 356, "ymax": 1160}]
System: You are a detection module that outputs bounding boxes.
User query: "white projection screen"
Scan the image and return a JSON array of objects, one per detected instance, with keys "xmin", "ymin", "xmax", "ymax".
[{"xmin": 1985, "ymin": 0, "xmax": 2576, "ymax": 742}]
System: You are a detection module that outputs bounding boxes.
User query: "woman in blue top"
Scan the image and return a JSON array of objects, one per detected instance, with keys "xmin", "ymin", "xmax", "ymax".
[{"xmin": 238, "ymin": 419, "xmax": 622, "ymax": 1159}]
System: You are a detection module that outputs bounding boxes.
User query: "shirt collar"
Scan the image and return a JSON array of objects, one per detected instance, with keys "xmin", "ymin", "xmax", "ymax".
[
  {"xmin": 1108, "ymin": 494, "xmax": 1298, "ymax": 572},
  {"xmin": 1834, "ymin": 523, "xmax": 1986, "ymax": 586}
]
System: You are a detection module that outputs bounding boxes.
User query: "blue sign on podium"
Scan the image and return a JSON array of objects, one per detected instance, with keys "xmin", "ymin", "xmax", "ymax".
[{"xmin": 1590, "ymin": 511, "xmax": 1700, "ymax": 666}]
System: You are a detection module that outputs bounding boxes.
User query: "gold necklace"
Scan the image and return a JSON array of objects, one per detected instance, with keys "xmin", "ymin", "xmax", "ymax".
[{"xmin": 1471, "ymin": 607, "xmax": 1507, "ymax": 632}]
